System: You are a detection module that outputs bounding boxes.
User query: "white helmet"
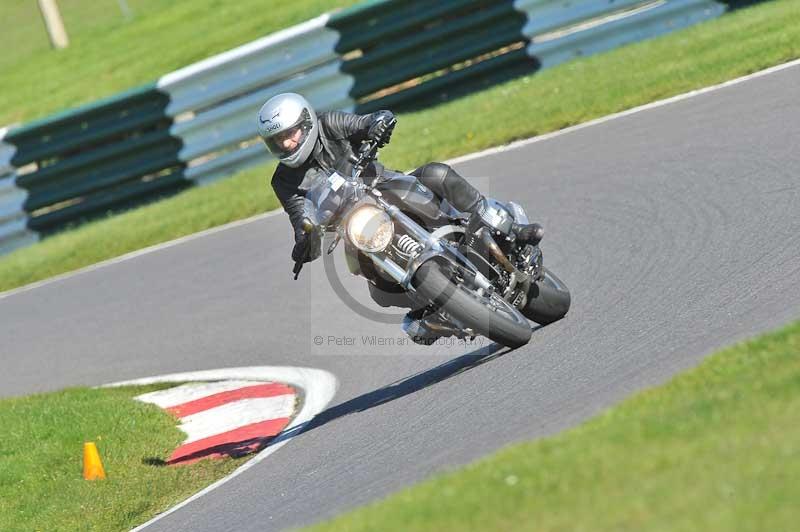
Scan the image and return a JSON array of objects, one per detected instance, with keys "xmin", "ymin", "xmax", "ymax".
[{"xmin": 257, "ymin": 93, "xmax": 319, "ymax": 168}]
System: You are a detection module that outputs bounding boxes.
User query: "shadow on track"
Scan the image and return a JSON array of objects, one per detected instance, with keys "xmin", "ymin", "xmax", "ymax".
[{"xmin": 270, "ymin": 334, "xmax": 539, "ymax": 447}]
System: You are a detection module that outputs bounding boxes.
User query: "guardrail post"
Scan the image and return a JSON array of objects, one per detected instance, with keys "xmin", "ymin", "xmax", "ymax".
[{"xmin": 37, "ymin": 0, "xmax": 70, "ymax": 49}]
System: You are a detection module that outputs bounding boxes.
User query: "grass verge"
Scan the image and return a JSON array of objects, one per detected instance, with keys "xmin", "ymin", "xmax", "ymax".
[
  {"xmin": 0, "ymin": 384, "xmax": 245, "ymax": 532},
  {"xmin": 1, "ymin": 0, "xmax": 798, "ymax": 292},
  {"xmin": 306, "ymin": 320, "xmax": 800, "ymax": 532},
  {"xmin": 0, "ymin": 0, "xmax": 360, "ymax": 126}
]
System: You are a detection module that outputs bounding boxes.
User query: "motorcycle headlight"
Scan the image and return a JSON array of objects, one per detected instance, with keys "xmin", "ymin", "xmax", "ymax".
[{"xmin": 347, "ymin": 205, "xmax": 394, "ymax": 253}]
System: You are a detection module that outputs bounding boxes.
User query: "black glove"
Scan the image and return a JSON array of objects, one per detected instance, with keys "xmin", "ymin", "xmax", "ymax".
[
  {"xmin": 291, "ymin": 235, "xmax": 309, "ymax": 263},
  {"xmin": 367, "ymin": 111, "xmax": 396, "ymax": 147},
  {"xmin": 292, "ymin": 220, "xmax": 321, "ymax": 264}
]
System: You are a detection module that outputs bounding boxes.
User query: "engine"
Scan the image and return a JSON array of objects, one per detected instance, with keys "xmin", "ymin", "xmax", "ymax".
[
  {"xmin": 476, "ymin": 198, "xmax": 515, "ymax": 236},
  {"xmin": 461, "ymin": 198, "xmax": 543, "ymax": 304}
]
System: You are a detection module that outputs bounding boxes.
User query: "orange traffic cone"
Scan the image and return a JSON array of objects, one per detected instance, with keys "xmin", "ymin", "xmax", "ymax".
[{"xmin": 83, "ymin": 442, "xmax": 106, "ymax": 480}]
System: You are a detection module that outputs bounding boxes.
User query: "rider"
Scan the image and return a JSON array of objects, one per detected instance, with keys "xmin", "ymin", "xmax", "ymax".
[
  {"xmin": 257, "ymin": 92, "xmax": 543, "ymax": 302},
  {"xmin": 257, "ymin": 93, "xmax": 496, "ymax": 263}
]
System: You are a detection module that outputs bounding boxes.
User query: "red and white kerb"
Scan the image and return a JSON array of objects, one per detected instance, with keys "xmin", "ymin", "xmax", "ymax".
[{"xmin": 136, "ymin": 380, "xmax": 297, "ymax": 465}]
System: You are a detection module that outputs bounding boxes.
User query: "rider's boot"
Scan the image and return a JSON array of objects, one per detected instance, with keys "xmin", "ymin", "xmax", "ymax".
[{"xmin": 512, "ymin": 222, "xmax": 544, "ymax": 245}]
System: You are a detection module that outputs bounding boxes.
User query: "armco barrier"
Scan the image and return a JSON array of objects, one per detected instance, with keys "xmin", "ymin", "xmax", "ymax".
[
  {"xmin": 517, "ymin": 0, "xmax": 725, "ymax": 69},
  {"xmin": 157, "ymin": 14, "xmax": 355, "ymax": 185},
  {"xmin": 329, "ymin": 0, "xmax": 538, "ymax": 112},
  {"xmin": 0, "ymin": 127, "xmax": 38, "ymax": 255},
  {"xmin": 0, "ymin": 0, "xmax": 756, "ymax": 255},
  {"xmin": 4, "ymin": 86, "xmax": 187, "ymax": 238}
]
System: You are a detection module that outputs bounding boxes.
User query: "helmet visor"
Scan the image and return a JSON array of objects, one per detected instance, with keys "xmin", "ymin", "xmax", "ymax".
[{"xmin": 263, "ymin": 108, "xmax": 313, "ymax": 160}]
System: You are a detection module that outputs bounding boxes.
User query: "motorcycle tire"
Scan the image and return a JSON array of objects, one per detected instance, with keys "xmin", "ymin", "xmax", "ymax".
[
  {"xmin": 521, "ymin": 267, "xmax": 571, "ymax": 325},
  {"xmin": 411, "ymin": 260, "xmax": 532, "ymax": 349}
]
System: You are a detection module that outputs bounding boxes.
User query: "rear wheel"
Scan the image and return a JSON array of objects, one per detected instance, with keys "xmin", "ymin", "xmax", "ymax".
[
  {"xmin": 411, "ymin": 260, "xmax": 532, "ymax": 349},
  {"xmin": 521, "ymin": 267, "xmax": 571, "ymax": 325}
]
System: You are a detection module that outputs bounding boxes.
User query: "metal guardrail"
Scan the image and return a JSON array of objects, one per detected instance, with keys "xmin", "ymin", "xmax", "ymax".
[
  {"xmin": 0, "ymin": 127, "xmax": 38, "ymax": 255},
  {"xmin": 0, "ymin": 0, "xmax": 743, "ymax": 255},
  {"xmin": 156, "ymin": 14, "xmax": 355, "ymax": 185},
  {"xmin": 0, "ymin": 127, "xmax": 15, "ymax": 178},
  {"xmin": 329, "ymin": 0, "xmax": 537, "ymax": 111},
  {"xmin": 518, "ymin": 0, "xmax": 726, "ymax": 68},
  {"xmin": 2, "ymin": 86, "xmax": 187, "ymax": 239},
  {"xmin": 159, "ymin": 15, "xmax": 345, "ymax": 116}
]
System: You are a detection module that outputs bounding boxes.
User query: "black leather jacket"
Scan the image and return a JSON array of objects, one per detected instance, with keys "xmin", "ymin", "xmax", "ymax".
[{"xmin": 271, "ymin": 110, "xmax": 387, "ymax": 234}]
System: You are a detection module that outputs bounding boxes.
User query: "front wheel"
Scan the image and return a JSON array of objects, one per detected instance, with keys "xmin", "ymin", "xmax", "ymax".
[
  {"xmin": 521, "ymin": 267, "xmax": 571, "ymax": 325},
  {"xmin": 411, "ymin": 261, "xmax": 532, "ymax": 349}
]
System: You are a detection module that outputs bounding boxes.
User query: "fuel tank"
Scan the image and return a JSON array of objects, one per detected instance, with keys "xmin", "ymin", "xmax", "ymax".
[{"xmin": 375, "ymin": 174, "xmax": 449, "ymax": 227}]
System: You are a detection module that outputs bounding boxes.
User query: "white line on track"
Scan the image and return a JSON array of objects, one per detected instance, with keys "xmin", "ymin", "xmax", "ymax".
[
  {"xmin": 0, "ymin": 210, "xmax": 282, "ymax": 301},
  {"xmin": 446, "ymin": 57, "xmax": 800, "ymax": 166},
  {"xmin": 104, "ymin": 366, "xmax": 338, "ymax": 532},
  {"xmin": 1, "ymin": 57, "xmax": 798, "ymax": 302}
]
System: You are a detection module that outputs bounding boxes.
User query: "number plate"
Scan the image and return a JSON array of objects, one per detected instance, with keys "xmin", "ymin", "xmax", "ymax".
[{"xmin": 328, "ymin": 172, "xmax": 345, "ymax": 191}]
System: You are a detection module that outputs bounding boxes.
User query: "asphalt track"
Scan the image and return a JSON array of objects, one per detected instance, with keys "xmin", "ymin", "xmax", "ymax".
[{"xmin": 1, "ymin": 63, "xmax": 799, "ymax": 531}]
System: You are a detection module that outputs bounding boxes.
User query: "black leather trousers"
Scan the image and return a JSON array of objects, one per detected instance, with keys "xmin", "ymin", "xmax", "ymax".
[
  {"xmin": 379, "ymin": 162, "xmax": 483, "ymax": 214},
  {"xmin": 409, "ymin": 162, "xmax": 483, "ymax": 214}
]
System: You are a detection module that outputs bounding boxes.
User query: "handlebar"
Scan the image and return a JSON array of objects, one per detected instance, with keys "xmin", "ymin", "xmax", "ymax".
[
  {"xmin": 351, "ymin": 141, "xmax": 377, "ymax": 179},
  {"xmin": 351, "ymin": 117, "xmax": 395, "ymax": 178},
  {"xmin": 292, "ymin": 260, "xmax": 303, "ymax": 280}
]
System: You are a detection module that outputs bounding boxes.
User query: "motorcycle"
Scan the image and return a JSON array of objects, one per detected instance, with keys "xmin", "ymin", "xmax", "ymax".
[{"xmin": 293, "ymin": 134, "xmax": 570, "ymax": 349}]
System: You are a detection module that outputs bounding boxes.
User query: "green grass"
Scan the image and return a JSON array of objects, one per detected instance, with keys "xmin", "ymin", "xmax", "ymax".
[
  {"xmin": 305, "ymin": 320, "xmax": 800, "ymax": 532},
  {"xmin": 0, "ymin": 0, "xmax": 164, "ymax": 74},
  {"xmin": 0, "ymin": 383, "xmax": 247, "ymax": 532},
  {"xmin": 0, "ymin": 0, "xmax": 361, "ymax": 126},
  {"xmin": 1, "ymin": 0, "xmax": 799, "ymax": 292}
]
